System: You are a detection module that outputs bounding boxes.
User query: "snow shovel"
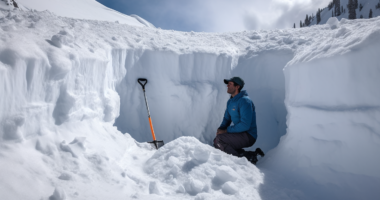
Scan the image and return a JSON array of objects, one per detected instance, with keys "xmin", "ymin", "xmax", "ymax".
[{"xmin": 137, "ymin": 78, "xmax": 164, "ymax": 150}]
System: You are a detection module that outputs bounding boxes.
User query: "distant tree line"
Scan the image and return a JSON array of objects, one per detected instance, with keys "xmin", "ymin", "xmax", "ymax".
[{"xmin": 294, "ymin": 0, "xmax": 378, "ymax": 28}]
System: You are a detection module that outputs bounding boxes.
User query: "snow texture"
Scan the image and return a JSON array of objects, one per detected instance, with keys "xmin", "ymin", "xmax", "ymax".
[{"xmin": 0, "ymin": 4, "xmax": 380, "ymax": 200}]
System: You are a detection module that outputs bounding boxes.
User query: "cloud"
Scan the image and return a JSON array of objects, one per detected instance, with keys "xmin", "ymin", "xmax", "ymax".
[
  {"xmin": 98, "ymin": 0, "xmax": 332, "ymax": 32},
  {"xmin": 270, "ymin": 0, "xmax": 332, "ymax": 29}
]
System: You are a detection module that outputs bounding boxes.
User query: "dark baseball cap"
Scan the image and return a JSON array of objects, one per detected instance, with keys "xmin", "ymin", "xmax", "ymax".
[{"xmin": 224, "ymin": 77, "xmax": 245, "ymax": 88}]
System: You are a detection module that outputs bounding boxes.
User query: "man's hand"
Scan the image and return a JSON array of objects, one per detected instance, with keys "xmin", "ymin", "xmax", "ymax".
[{"xmin": 216, "ymin": 129, "xmax": 227, "ymax": 135}]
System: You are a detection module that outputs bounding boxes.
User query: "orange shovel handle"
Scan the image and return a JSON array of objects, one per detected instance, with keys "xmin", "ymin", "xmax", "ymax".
[{"xmin": 148, "ymin": 117, "xmax": 156, "ymax": 141}]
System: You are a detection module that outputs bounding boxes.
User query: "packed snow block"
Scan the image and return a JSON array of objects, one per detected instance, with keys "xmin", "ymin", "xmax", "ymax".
[
  {"xmin": 47, "ymin": 49, "xmax": 72, "ymax": 80},
  {"xmin": 59, "ymin": 137, "xmax": 86, "ymax": 158},
  {"xmin": 183, "ymin": 178, "xmax": 205, "ymax": 196},
  {"xmin": 53, "ymin": 86, "xmax": 76, "ymax": 125},
  {"xmin": 221, "ymin": 181, "xmax": 238, "ymax": 195},
  {"xmin": 50, "ymin": 30, "xmax": 74, "ymax": 48},
  {"xmin": 58, "ymin": 172, "xmax": 73, "ymax": 181},
  {"xmin": 59, "ymin": 140, "xmax": 77, "ymax": 158},
  {"xmin": 2, "ymin": 114, "xmax": 24, "ymax": 141},
  {"xmin": 191, "ymin": 146, "xmax": 210, "ymax": 164},
  {"xmin": 212, "ymin": 165, "xmax": 239, "ymax": 186},
  {"xmin": 35, "ymin": 139, "xmax": 55, "ymax": 155},
  {"xmin": 102, "ymin": 89, "xmax": 120, "ymax": 123},
  {"xmin": 0, "ymin": 48, "xmax": 20, "ymax": 67},
  {"xmin": 148, "ymin": 181, "xmax": 161, "ymax": 195},
  {"xmin": 49, "ymin": 188, "xmax": 66, "ymax": 200}
]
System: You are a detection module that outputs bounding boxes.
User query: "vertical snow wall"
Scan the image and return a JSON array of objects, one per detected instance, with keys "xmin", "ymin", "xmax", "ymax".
[
  {"xmin": 261, "ymin": 24, "xmax": 380, "ymax": 199},
  {"xmin": 0, "ymin": 47, "xmax": 289, "ymax": 152},
  {"xmin": 112, "ymin": 49, "xmax": 291, "ymax": 152}
]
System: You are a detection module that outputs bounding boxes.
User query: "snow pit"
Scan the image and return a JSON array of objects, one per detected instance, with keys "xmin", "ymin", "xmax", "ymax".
[
  {"xmin": 113, "ymin": 48, "xmax": 290, "ymax": 153},
  {"xmin": 0, "ymin": 9, "xmax": 380, "ymax": 200}
]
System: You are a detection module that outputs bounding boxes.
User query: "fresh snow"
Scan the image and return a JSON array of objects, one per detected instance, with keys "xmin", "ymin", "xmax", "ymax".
[
  {"xmin": 1, "ymin": 4, "xmax": 380, "ymax": 200},
  {"xmin": 0, "ymin": 0, "xmax": 151, "ymax": 28}
]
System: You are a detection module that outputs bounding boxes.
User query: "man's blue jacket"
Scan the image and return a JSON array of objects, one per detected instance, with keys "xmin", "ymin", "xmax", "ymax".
[{"xmin": 218, "ymin": 90, "xmax": 257, "ymax": 139}]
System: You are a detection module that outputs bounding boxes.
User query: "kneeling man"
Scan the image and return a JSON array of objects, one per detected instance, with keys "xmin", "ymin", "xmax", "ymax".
[{"xmin": 213, "ymin": 77, "xmax": 264, "ymax": 164}]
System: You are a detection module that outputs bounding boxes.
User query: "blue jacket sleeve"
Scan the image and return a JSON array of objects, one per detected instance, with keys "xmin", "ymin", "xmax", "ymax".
[
  {"xmin": 218, "ymin": 107, "xmax": 231, "ymax": 130},
  {"xmin": 227, "ymin": 99, "xmax": 253, "ymax": 133}
]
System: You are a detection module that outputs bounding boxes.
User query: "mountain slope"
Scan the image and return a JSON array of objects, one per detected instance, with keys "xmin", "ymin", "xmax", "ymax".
[
  {"xmin": 299, "ymin": 0, "xmax": 380, "ymax": 27},
  {"xmin": 0, "ymin": 0, "xmax": 154, "ymax": 27}
]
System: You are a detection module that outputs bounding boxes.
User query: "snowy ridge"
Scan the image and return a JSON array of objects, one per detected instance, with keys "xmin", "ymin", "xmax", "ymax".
[
  {"xmin": 1, "ymin": 8, "xmax": 380, "ymax": 199},
  {"xmin": 0, "ymin": 0, "xmax": 150, "ymax": 27}
]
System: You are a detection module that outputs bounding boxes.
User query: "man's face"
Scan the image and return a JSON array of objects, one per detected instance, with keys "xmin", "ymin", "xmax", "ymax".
[{"xmin": 227, "ymin": 81, "xmax": 239, "ymax": 94}]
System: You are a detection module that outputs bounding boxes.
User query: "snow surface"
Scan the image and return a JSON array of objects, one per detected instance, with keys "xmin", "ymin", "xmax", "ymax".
[
  {"xmin": 1, "ymin": 7, "xmax": 380, "ymax": 200},
  {"xmin": 0, "ymin": 0, "xmax": 150, "ymax": 28}
]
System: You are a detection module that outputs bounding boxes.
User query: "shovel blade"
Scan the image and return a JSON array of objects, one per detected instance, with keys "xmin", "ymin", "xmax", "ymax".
[{"xmin": 148, "ymin": 140, "xmax": 164, "ymax": 150}]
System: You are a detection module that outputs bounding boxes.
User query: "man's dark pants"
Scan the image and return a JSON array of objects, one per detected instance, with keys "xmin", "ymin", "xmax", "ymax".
[{"xmin": 213, "ymin": 132, "xmax": 256, "ymax": 156}]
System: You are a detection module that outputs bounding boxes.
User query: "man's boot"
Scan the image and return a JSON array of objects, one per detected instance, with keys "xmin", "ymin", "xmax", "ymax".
[{"xmin": 243, "ymin": 148, "xmax": 265, "ymax": 165}]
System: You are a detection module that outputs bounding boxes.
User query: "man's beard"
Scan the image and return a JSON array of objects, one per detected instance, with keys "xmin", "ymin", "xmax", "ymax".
[{"xmin": 227, "ymin": 88, "xmax": 235, "ymax": 94}]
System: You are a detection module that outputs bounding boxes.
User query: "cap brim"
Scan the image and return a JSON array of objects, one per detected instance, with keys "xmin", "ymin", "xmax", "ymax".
[{"xmin": 224, "ymin": 79, "xmax": 230, "ymax": 84}]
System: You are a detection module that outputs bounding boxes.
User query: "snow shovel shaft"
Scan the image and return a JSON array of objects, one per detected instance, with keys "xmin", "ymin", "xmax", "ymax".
[{"xmin": 137, "ymin": 78, "xmax": 164, "ymax": 149}]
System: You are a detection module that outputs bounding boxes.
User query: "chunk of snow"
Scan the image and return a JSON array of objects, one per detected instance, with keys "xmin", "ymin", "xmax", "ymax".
[
  {"xmin": 149, "ymin": 181, "xmax": 161, "ymax": 195},
  {"xmin": 214, "ymin": 165, "xmax": 239, "ymax": 184},
  {"xmin": 49, "ymin": 188, "xmax": 66, "ymax": 200},
  {"xmin": 326, "ymin": 17, "xmax": 340, "ymax": 29},
  {"xmin": 221, "ymin": 181, "xmax": 238, "ymax": 195}
]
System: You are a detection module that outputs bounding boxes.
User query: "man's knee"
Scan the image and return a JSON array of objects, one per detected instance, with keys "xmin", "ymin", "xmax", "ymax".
[{"xmin": 213, "ymin": 135, "xmax": 224, "ymax": 150}]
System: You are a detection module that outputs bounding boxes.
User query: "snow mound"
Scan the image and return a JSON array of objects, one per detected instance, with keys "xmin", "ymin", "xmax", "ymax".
[
  {"xmin": 144, "ymin": 137, "xmax": 263, "ymax": 198},
  {"xmin": 326, "ymin": 17, "xmax": 340, "ymax": 29}
]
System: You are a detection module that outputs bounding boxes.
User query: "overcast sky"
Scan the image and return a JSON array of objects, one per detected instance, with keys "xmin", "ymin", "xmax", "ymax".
[{"xmin": 97, "ymin": 0, "xmax": 331, "ymax": 32}]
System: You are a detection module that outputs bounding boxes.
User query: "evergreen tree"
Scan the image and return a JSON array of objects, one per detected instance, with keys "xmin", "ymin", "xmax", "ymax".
[
  {"xmin": 300, "ymin": 21, "xmax": 302, "ymax": 28},
  {"xmin": 332, "ymin": 10, "xmax": 334, "ymax": 17},
  {"xmin": 305, "ymin": 14, "xmax": 309, "ymax": 26},
  {"xmin": 359, "ymin": 3, "xmax": 363, "ymax": 11},
  {"xmin": 354, "ymin": 0, "xmax": 358, "ymax": 9},
  {"xmin": 360, "ymin": 15, "xmax": 363, "ymax": 18},
  {"xmin": 334, "ymin": 0, "xmax": 341, "ymax": 16},
  {"xmin": 347, "ymin": 0, "xmax": 356, "ymax": 19},
  {"xmin": 294, "ymin": 23, "xmax": 296, "ymax": 28},
  {"xmin": 341, "ymin": 6, "xmax": 344, "ymax": 13},
  {"xmin": 317, "ymin": 8, "xmax": 321, "ymax": 24},
  {"xmin": 328, "ymin": 1, "xmax": 334, "ymax": 10},
  {"xmin": 369, "ymin": 9, "xmax": 373, "ymax": 18},
  {"xmin": 376, "ymin": 0, "xmax": 380, "ymax": 9}
]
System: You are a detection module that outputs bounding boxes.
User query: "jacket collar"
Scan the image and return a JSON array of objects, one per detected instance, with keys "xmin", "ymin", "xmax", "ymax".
[{"xmin": 230, "ymin": 90, "xmax": 247, "ymax": 101}]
